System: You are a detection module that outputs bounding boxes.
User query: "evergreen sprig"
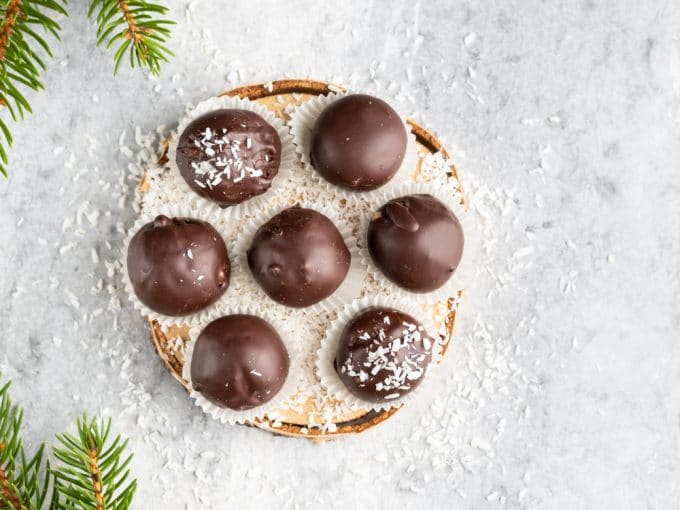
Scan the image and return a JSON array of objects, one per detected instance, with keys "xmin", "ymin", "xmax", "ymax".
[
  {"xmin": 0, "ymin": 380, "xmax": 50, "ymax": 510},
  {"xmin": 0, "ymin": 1, "xmax": 174, "ymax": 179},
  {"xmin": 88, "ymin": 0, "xmax": 174, "ymax": 75},
  {"xmin": 0, "ymin": 0, "xmax": 67, "ymax": 177},
  {"xmin": 52, "ymin": 416, "xmax": 137, "ymax": 510},
  {"xmin": 1, "ymin": 377, "xmax": 137, "ymax": 509}
]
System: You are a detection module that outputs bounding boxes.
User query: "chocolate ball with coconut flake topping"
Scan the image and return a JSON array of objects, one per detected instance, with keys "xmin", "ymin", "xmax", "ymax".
[
  {"xmin": 190, "ymin": 314, "xmax": 290, "ymax": 410},
  {"xmin": 175, "ymin": 109, "xmax": 282, "ymax": 207},
  {"xmin": 126, "ymin": 215, "xmax": 230, "ymax": 316},
  {"xmin": 334, "ymin": 307, "xmax": 434, "ymax": 403}
]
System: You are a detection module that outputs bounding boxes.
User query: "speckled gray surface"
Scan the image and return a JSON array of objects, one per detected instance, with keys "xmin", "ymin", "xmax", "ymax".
[{"xmin": 1, "ymin": 1, "xmax": 679, "ymax": 508}]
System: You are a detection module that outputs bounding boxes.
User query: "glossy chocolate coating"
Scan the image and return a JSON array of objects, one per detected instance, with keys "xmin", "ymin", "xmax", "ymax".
[
  {"xmin": 367, "ymin": 194, "xmax": 464, "ymax": 293},
  {"xmin": 310, "ymin": 94, "xmax": 407, "ymax": 191},
  {"xmin": 127, "ymin": 215, "xmax": 230, "ymax": 316},
  {"xmin": 247, "ymin": 206, "xmax": 350, "ymax": 307},
  {"xmin": 176, "ymin": 109, "xmax": 282, "ymax": 207},
  {"xmin": 334, "ymin": 307, "xmax": 433, "ymax": 403},
  {"xmin": 190, "ymin": 315, "xmax": 290, "ymax": 410}
]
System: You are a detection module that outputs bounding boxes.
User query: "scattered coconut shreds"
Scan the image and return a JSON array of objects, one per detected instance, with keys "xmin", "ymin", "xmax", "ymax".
[
  {"xmin": 123, "ymin": 79, "xmax": 535, "ymax": 503},
  {"xmin": 18, "ymin": 17, "xmax": 535, "ymax": 503}
]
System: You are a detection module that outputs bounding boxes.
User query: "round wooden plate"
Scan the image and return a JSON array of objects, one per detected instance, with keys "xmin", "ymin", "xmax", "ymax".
[{"xmin": 143, "ymin": 79, "xmax": 463, "ymax": 440}]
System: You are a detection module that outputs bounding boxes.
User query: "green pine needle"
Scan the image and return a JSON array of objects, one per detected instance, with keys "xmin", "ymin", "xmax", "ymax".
[
  {"xmin": 52, "ymin": 415, "xmax": 137, "ymax": 510},
  {"xmin": 0, "ymin": 0, "xmax": 67, "ymax": 178},
  {"xmin": 0, "ymin": 379, "xmax": 50, "ymax": 510},
  {"xmin": 1, "ymin": 377, "xmax": 138, "ymax": 509},
  {"xmin": 89, "ymin": 0, "xmax": 174, "ymax": 76},
  {"xmin": 0, "ymin": 1, "xmax": 174, "ymax": 178}
]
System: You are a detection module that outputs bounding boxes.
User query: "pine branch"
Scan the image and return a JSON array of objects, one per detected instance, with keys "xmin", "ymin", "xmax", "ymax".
[
  {"xmin": 0, "ymin": 0, "xmax": 66, "ymax": 177},
  {"xmin": 88, "ymin": 0, "xmax": 174, "ymax": 76},
  {"xmin": 52, "ymin": 415, "xmax": 137, "ymax": 510},
  {"xmin": 0, "ymin": 380, "xmax": 50, "ymax": 510}
]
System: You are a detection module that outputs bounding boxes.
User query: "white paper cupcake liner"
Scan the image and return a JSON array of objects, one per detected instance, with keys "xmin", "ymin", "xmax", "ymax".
[
  {"xmin": 165, "ymin": 95, "xmax": 297, "ymax": 221},
  {"xmin": 122, "ymin": 203, "xmax": 236, "ymax": 329},
  {"xmin": 129, "ymin": 82, "xmax": 472, "ymax": 428},
  {"xmin": 288, "ymin": 90, "xmax": 420, "ymax": 199},
  {"xmin": 315, "ymin": 296, "xmax": 444, "ymax": 413},
  {"xmin": 232, "ymin": 200, "xmax": 365, "ymax": 314},
  {"xmin": 182, "ymin": 304, "xmax": 302, "ymax": 424},
  {"xmin": 358, "ymin": 181, "xmax": 477, "ymax": 304}
]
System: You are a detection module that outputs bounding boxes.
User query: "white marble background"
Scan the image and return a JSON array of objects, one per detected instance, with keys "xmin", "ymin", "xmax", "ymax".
[{"xmin": 1, "ymin": 1, "xmax": 679, "ymax": 508}]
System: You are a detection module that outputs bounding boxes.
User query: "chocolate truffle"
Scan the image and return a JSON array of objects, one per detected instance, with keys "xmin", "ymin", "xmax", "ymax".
[
  {"xmin": 310, "ymin": 94, "xmax": 407, "ymax": 191},
  {"xmin": 247, "ymin": 205, "xmax": 350, "ymax": 307},
  {"xmin": 127, "ymin": 215, "xmax": 230, "ymax": 316},
  {"xmin": 175, "ymin": 109, "xmax": 282, "ymax": 207},
  {"xmin": 367, "ymin": 194, "xmax": 464, "ymax": 293},
  {"xmin": 334, "ymin": 307, "xmax": 434, "ymax": 403},
  {"xmin": 190, "ymin": 315, "xmax": 290, "ymax": 410}
]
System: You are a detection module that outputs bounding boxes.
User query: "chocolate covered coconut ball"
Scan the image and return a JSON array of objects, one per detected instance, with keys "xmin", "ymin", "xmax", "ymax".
[
  {"xmin": 310, "ymin": 94, "xmax": 407, "ymax": 191},
  {"xmin": 126, "ymin": 215, "xmax": 230, "ymax": 316},
  {"xmin": 175, "ymin": 109, "xmax": 282, "ymax": 207},
  {"xmin": 190, "ymin": 315, "xmax": 290, "ymax": 410},
  {"xmin": 247, "ymin": 205, "xmax": 350, "ymax": 307},
  {"xmin": 367, "ymin": 194, "xmax": 464, "ymax": 293},
  {"xmin": 334, "ymin": 307, "xmax": 434, "ymax": 403}
]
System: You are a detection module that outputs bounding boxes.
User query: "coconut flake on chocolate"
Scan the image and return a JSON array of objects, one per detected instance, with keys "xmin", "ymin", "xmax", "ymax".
[
  {"xmin": 334, "ymin": 307, "xmax": 433, "ymax": 403},
  {"xmin": 175, "ymin": 109, "xmax": 281, "ymax": 207}
]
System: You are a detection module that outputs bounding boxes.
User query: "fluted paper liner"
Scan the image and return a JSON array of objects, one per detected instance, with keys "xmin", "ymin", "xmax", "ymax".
[
  {"xmin": 288, "ymin": 90, "xmax": 419, "ymax": 199},
  {"xmin": 316, "ymin": 296, "xmax": 443, "ymax": 413},
  {"xmin": 130, "ymin": 81, "xmax": 470, "ymax": 436},
  {"xmin": 122, "ymin": 204, "xmax": 235, "ymax": 328},
  {"xmin": 358, "ymin": 181, "xmax": 476, "ymax": 304},
  {"xmin": 165, "ymin": 95, "xmax": 297, "ymax": 221},
  {"xmin": 232, "ymin": 200, "xmax": 365, "ymax": 314},
  {"xmin": 182, "ymin": 304, "xmax": 302, "ymax": 424}
]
